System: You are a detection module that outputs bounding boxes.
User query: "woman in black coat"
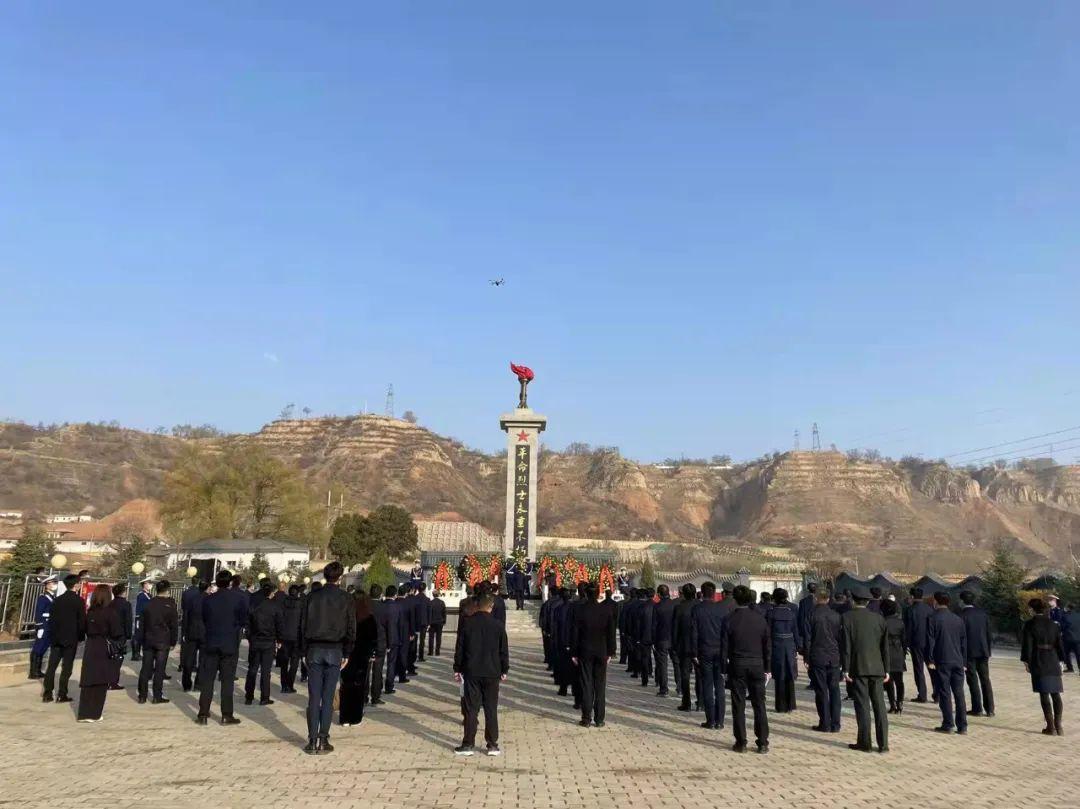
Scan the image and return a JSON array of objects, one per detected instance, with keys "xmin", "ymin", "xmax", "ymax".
[
  {"xmin": 1020, "ymin": 598, "xmax": 1066, "ymax": 736},
  {"xmin": 78, "ymin": 584, "xmax": 124, "ymax": 722},
  {"xmin": 339, "ymin": 592, "xmax": 378, "ymax": 727},
  {"xmin": 881, "ymin": 599, "xmax": 907, "ymax": 713}
]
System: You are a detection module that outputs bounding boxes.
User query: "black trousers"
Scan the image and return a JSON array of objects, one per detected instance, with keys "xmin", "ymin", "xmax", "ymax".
[
  {"xmin": 131, "ymin": 620, "xmax": 143, "ymax": 659},
  {"xmin": 638, "ymin": 643, "xmax": 653, "ymax": 686},
  {"xmin": 810, "ymin": 663, "xmax": 842, "ymax": 730},
  {"xmin": 138, "ymin": 646, "xmax": 169, "ymax": 699},
  {"xmin": 850, "ymin": 675, "xmax": 888, "ymax": 749},
  {"xmin": 398, "ymin": 641, "xmax": 409, "ymax": 680},
  {"xmin": 934, "ymin": 665, "xmax": 968, "ymax": 731},
  {"xmin": 280, "ymin": 641, "xmax": 301, "ymax": 690},
  {"xmin": 514, "ymin": 590, "xmax": 525, "ymax": 609},
  {"xmin": 415, "ymin": 625, "xmax": 428, "ymax": 662},
  {"xmin": 43, "ymin": 644, "xmax": 77, "ymax": 698},
  {"xmin": 909, "ymin": 648, "xmax": 929, "ymax": 700},
  {"xmin": 966, "ymin": 658, "xmax": 994, "ymax": 714},
  {"xmin": 180, "ymin": 639, "xmax": 201, "ymax": 690},
  {"xmin": 385, "ymin": 645, "xmax": 400, "ymax": 689},
  {"xmin": 678, "ymin": 654, "xmax": 695, "ymax": 709},
  {"xmin": 245, "ymin": 644, "xmax": 274, "ymax": 700},
  {"xmin": 428, "ymin": 625, "xmax": 444, "ymax": 656},
  {"xmin": 198, "ymin": 647, "xmax": 238, "ymax": 718},
  {"xmin": 619, "ymin": 633, "xmax": 629, "ymax": 664},
  {"xmin": 729, "ymin": 664, "xmax": 768, "ymax": 746},
  {"xmin": 462, "ymin": 676, "xmax": 500, "ymax": 747},
  {"xmin": 669, "ymin": 647, "xmax": 682, "ymax": 694},
  {"xmin": 653, "ymin": 644, "xmax": 670, "ymax": 693},
  {"xmin": 578, "ymin": 655, "xmax": 608, "ymax": 723},
  {"xmin": 885, "ymin": 670, "xmax": 905, "ymax": 708},
  {"xmin": 699, "ymin": 652, "xmax": 726, "ymax": 727}
]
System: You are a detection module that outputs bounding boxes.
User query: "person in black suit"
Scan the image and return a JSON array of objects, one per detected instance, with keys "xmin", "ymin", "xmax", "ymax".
[
  {"xmin": 428, "ymin": 590, "xmax": 447, "ymax": 656},
  {"xmin": 725, "ymin": 585, "xmax": 770, "ymax": 753},
  {"xmin": 279, "ymin": 584, "xmax": 304, "ymax": 694},
  {"xmin": 842, "ymin": 587, "xmax": 890, "ymax": 753},
  {"xmin": 959, "ymin": 590, "xmax": 994, "ymax": 717},
  {"xmin": 366, "ymin": 585, "xmax": 387, "ymax": 703},
  {"xmin": 413, "ymin": 582, "xmax": 431, "ymax": 663},
  {"xmin": 796, "ymin": 582, "xmax": 817, "ymax": 652},
  {"xmin": 198, "ymin": 569, "xmax": 249, "ymax": 725},
  {"xmin": 806, "ymin": 588, "xmax": 843, "ymax": 732},
  {"xmin": 245, "ymin": 587, "xmax": 284, "ymax": 705},
  {"xmin": 382, "ymin": 585, "xmax": 405, "ymax": 693},
  {"xmin": 571, "ymin": 583, "xmax": 617, "ymax": 727},
  {"xmin": 180, "ymin": 579, "xmax": 207, "ymax": 692},
  {"xmin": 672, "ymin": 583, "xmax": 698, "ymax": 712},
  {"xmin": 42, "ymin": 574, "xmax": 87, "ymax": 704},
  {"xmin": 652, "ymin": 585, "xmax": 677, "ymax": 697},
  {"xmin": 905, "ymin": 587, "xmax": 934, "ymax": 702},
  {"xmin": 635, "ymin": 588, "xmax": 656, "ymax": 688},
  {"xmin": 138, "ymin": 580, "xmax": 179, "ymax": 704},
  {"xmin": 109, "ymin": 581, "xmax": 133, "ymax": 690},
  {"xmin": 692, "ymin": 581, "xmax": 728, "ymax": 730},
  {"xmin": 881, "ymin": 599, "xmax": 907, "ymax": 714},
  {"xmin": 926, "ymin": 591, "xmax": 968, "ymax": 734},
  {"xmin": 454, "ymin": 593, "xmax": 510, "ymax": 756}
]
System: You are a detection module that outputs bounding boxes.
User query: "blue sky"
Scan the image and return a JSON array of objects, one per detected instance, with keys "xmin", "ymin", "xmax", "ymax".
[{"xmin": 2, "ymin": 2, "xmax": 1078, "ymax": 462}]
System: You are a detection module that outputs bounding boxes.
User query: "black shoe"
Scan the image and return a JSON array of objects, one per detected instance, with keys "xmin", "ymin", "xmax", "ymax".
[
  {"xmin": 985, "ymin": 711, "xmax": 995, "ymax": 717},
  {"xmin": 371, "ymin": 698, "xmax": 385, "ymax": 705},
  {"xmin": 657, "ymin": 690, "xmax": 669, "ymax": 697},
  {"xmin": 573, "ymin": 703, "xmax": 582, "ymax": 710},
  {"xmin": 454, "ymin": 745, "xmax": 476, "ymax": 756},
  {"xmin": 700, "ymin": 722, "xmax": 716, "ymax": 729},
  {"xmin": 384, "ymin": 688, "xmax": 396, "ymax": 695},
  {"xmin": 57, "ymin": 695, "xmax": 73, "ymax": 704},
  {"xmin": 595, "ymin": 721, "xmax": 606, "ymax": 728},
  {"xmin": 244, "ymin": 697, "xmax": 253, "ymax": 705},
  {"xmin": 304, "ymin": 740, "xmax": 318, "ymax": 755},
  {"xmin": 811, "ymin": 724, "xmax": 829, "ymax": 732},
  {"xmin": 196, "ymin": 715, "xmax": 208, "ymax": 725},
  {"xmin": 137, "ymin": 695, "xmax": 147, "ymax": 704},
  {"xmin": 399, "ymin": 678, "xmax": 410, "ymax": 684},
  {"xmin": 108, "ymin": 684, "xmax": 124, "ymax": 691},
  {"xmin": 131, "ymin": 655, "xmax": 142, "ymax": 662},
  {"xmin": 878, "ymin": 746, "xmax": 890, "ymax": 754},
  {"xmin": 933, "ymin": 726, "xmax": 954, "ymax": 734},
  {"xmin": 677, "ymin": 704, "xmax": 691, "ymax": 712},
  {"xmin": 693, "ymin": 702, "xmax": 700, "ymax": 711},
  {"xmin": 259, "ymin": 698, "xmax": 274, "ymax": 706},
  {"xmin": 957, "ymin": 728, "xmax": 968, "ymax": 735},
  {"xmin": 162, "ymin": 673, "xmax": 172, "ymax": 680},
  {"xmin": 913, "ymin": 697, "xmax": 928, "ymax": 703},
  {"xmin": 42, "ymin": 693, "xmax": 54, "ymax": 703},
  {"xmin": 756, "ymin": 743, "xmax": 769, "ymax": 754},
  {"xmin": 151, "ymin": 697, "xmax": 170, "ymax": 704},
  {"xmin": 221, "ymin": 715, "xmax": 241, "ymax": 725},
  {"xmin": 732, "ymin": 742, "xmax": 747, "ymax": 753},
  {"xmin": 848, "ymin": 743, "xmax": 872, "ymax": 752},
  {"xmin": 969, "ymin": 710, "xmax": 984, "ymax": 717},
  {"xmin": 579, "ymin": 719, "xmax": 591, "ymax": 727},
  {"xmin": 318, "ymin": 738, "xmax": 334, "ymax": 754}
]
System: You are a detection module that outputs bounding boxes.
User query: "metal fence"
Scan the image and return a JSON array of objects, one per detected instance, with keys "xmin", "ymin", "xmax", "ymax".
[
  {"xmin": 17, "ymin": 575, "xmax": 45, "ymax": 638},
  {"xmin": 0, "ymin": 576, "xmax": 12, "ymax": 635}
]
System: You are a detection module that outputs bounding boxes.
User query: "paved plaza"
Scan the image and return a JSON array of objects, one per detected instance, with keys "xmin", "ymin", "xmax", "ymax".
[{"xmin": 0, "ymin": 621, "xmax": 1076, "ymax": 809}]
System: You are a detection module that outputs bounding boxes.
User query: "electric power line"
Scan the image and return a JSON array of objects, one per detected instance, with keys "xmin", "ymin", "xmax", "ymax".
[{"xmin": 943, "ymin": 424, "xmax": 1080, "ymax": 460}]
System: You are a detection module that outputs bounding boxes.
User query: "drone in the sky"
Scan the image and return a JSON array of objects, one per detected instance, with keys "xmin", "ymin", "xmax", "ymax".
[{"xmin": 489, "ymin": 278, "xmax": 505, "ymax": 286}]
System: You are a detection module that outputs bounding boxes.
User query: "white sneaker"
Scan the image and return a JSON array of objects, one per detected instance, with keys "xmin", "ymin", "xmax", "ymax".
[{"xmin": 486, "ymin": 745, "xmax": 501, "ymax": 756}]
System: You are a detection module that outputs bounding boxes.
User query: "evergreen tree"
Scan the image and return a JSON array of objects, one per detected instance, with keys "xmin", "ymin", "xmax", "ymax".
[
  {"xmin": 977, "ymin": 541, "xmax": 1028, "ymax": 636},
  {"xmin": 328, "ymin": 513, "xmax": 369, "ymax": 568},
  {"xmin": 363, "ymin": 505, "xmax": 419, "ymax": 560},
  {"xmin": 364, "ymin": 547, "xmax": 397, "ymax": 590},
  {"xmin": 1, "ymin": 525, "xmax": 56, "ymax": 623},
  {"xmin": 248, "ymin": 550, "xmax": 271, "ymax": 580},
  {"xmin": 639, "ymin": 558, "xmax": 656, "ymax": 589}
]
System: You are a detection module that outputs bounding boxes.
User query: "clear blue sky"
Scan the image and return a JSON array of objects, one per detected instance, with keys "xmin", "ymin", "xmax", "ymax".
[{"xmin": 2, "ymin": 2, "xmax": 1078, "ymax": 463}]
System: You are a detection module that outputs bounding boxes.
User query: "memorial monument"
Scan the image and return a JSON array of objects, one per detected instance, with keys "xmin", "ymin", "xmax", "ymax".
[{"xmin": 500, "ymin": 363, "xmax": 546, "ymax": 559}]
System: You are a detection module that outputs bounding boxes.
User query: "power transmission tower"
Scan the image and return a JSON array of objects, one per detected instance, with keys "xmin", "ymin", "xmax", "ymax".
[
  {"xmin": 384, "ymin": 384, "xmax": 394, "ymax": 418},
  {"xmin": 793, "ymin": 429, "xmax": 800, "ymax": 451},
  {"xmin": 812, "ymin": 423, "xmax": 821, "ymax": 451}
]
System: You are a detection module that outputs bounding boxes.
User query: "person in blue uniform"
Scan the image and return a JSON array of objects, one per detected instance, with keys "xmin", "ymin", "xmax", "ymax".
[
  {"xmin": 29, "ymin": 575, "xmax": 57, "ymax": 679},
  {"xmin": 132, "ymin": 578, "xmax": 153, "ymax": 661},
  {"xmin": 616, "ymin": 568, "xmax": 631, "ymax": 598},
  {"xmin": 925, "ymin": 591, "xmax": 968, "ymax": 734},
  {"xmin": 766, "ymin": 588, "xmax": 801, "ymax": 712},
  {"xmin": 959, "ymin": 590, "xmax": 994, "ymax": 717}
]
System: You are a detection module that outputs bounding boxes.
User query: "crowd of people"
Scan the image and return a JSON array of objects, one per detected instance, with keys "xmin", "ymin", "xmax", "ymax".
[
  {"xmin": 538, "ymin": 579, "xmax": 1074, "ymax": 753},
  {"xmin": 23, "ymin": 563, "xmax": 1078, "ymax": 757}
]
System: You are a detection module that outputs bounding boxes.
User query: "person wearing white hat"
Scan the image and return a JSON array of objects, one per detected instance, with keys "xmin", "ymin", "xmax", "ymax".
[{"xmin": 28, "ymin": 575, "xmax": 59, "ymax": 679}]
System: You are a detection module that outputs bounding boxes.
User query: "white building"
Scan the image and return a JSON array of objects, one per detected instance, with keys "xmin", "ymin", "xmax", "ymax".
[
  {"xmin": 163, "ymin": 537, "xmax": 310, "ymax": 573},
  {"xmin": 45, "ymin": 514, "xmax": 93, "ymax": 524}
]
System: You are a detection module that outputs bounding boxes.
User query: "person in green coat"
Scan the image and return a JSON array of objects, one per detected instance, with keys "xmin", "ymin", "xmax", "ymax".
[{"xmin": 841, "ymin": 586, "xmax": 890, "ymax": 753}]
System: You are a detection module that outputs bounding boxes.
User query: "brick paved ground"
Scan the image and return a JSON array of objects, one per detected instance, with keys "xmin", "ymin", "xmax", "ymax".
[{"xmin": 0, "ymin": 619, "xmax": 1076, "ymax": 809}]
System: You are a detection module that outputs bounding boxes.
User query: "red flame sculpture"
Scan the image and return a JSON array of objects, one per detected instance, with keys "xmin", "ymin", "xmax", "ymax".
[{"xmin": 510, "ymin": 363, "xmax": 535, "ymax": 407}]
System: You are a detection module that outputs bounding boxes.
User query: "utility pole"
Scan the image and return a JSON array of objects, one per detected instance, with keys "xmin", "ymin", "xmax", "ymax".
[
  {"xmin": 812, "ymin": 423, "xmax": 821, "ymax": 451},
  {"xmin": 793, "ymin": 429, "xmax": 800, "ymax": 451},
  {"xmin": 385, "ymin": 384, "xmax": 394, "ymax": 418}
]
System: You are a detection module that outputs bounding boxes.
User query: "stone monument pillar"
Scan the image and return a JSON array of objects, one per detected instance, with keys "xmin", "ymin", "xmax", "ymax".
[{"xmin": 501, "ymin": 364, "xmax": 546, "ymax": 559}]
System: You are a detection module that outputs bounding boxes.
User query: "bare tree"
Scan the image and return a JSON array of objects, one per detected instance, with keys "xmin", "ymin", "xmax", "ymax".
[{"xmin": 279, "ymin": 403, "xmax": 296, "ymax": 420}]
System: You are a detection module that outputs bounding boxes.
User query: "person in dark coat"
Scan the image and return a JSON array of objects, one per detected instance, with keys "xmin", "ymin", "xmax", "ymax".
[
  {"xmin": 279, "ymin": 585, "xmax": 303, "ymax": 693},
  {"xmin": 796, "ymin": 582, "xmax": 817, "ymax": 654},
  {"xmin": 1062, "ymin": 604, "xmax": 1080, "ymax": 677},
  {"xmin": 132, "ymin": 579, "xmax": 152, "ymax": 661},
  {"xmin": 77, "ymin": 584, "xmax": 124, "ymax": 722},
  {"xmin": 634, "ymin": 588, "xmax": 656, "ymax": 688},
  {"xmin": 959, "ymin": 590, "xmax": 995, "ymax": 717},
  {"xmin": 428, "ymin": 590, "xmax": 447, "ymax": 656},
  {"xmin": 766, "ymin": 588, "xmax": 801, "ymax": 713},
  {"xmin": 395, "ymin": 586, "xmax": 414, "ymax": 683},
  {"xmin": 880, "ymin": 599, "xmax": 907, "ymax": 713},
  {"xmin": 905, "ymin": 587, "xmax": 934, "ymax": 702},
  {"xmin": 571, "ymin": 582, "xmax": 617, "ymax": 727},
  {"xmin": 925, "ymin": 591, "xmax": 968, "ymax": 734},
  {"xmin": 551, "ymin": 589, "xmax": 574, "ymax": 696},
  {"xmin": 29, "ymin": 575, "xmax": 57, "ymax": 679},
  {"xmin": 805, "ymin": 588, "xmax": 842, "ymax": 732},
  {"xmin": 339, "ymin": 592, "xmax": 380, "ymax": 726},
  {"xmin": 841, "ymin": 587, "xmax": 890, "ymax": 753},
  {"xmin": 180, "ymin": 579, "xmax": 206, "ymax": 692},
  {"xmin": 652, "ymin": 585, "xmax": 677, "ymax": 697},
  {"xmin": 725, "ymin": 585, "xmax": 770, "ymax": 753},
  {"xmin": 245, "ymin": 588, "xmax": 284, "ymax": 705},
  {"xmin": 672, "ymin": 583, "xmax": 699, "ymax": 712},
  {"xmin": 109, "ymin": 581, "xmax": 133, "ymax": 690},
  {"xmin": 138, "ymin": 580, "xmax": 179, "ymax": 704},
  {"xmin": 198, "ymin": 569, "xmax": 249, "ymax": 725},
  {"xmin": 412, "ymin": 582, "xmax": 431, "ymax": 664},
  {"xmin": 1020, "ymin": 598, "xmax": 1066, "ymax": 735},
  {"xmin": 692, "ymin": 581, "xmax": 728, "ymax": 730},
  {"xmin": 454, "ymin": 593, "xmax": 510, "ymax": 756},
  {"xmin": 619, "ymin": 589, "xmax": 639, "ymax": 671},
  {"xmin": 755, "ymin": 591, "xmax": 773, "ymax": 618},
  {"xmin": 867, "ymin": 587, "xmax": 883, "ymax": 614},
  {"xmin": 42, "ymin": 574, "xmax": 87, "ymax": 704},
  {"xmin": 382, "ymin": 585, "xmax": 405, "ymax": 694}
]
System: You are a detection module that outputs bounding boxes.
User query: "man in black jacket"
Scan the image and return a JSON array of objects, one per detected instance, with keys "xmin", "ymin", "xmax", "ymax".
[
  {"xmin": 382, "ymin": 585, "xmax": 404, "ymax": 693},
  {"xmin": 411, "ymin": 582, "xmax": 431, "ymax": 665},
  {"xmin": 652, "ymin": 585, "xmax": 677, "ymax": 697},
  {"xmin": 634, "ymin": 588, "xmax": 655, "ymax": 688},
  {"xmin": 959, "ymin": 590, "xmax": 994, "ymax": 717},
  {"xmin": 672, "ymin": 583, "xmax": 698, "ymax": 712},
  {"xmin": 428, "ymin": 590, "xmax": 447, "ymax": 657},
  {"xmin": 180, "ymin": 579, "xmax": 207, "ymax": 692},
  {"xmin": 245, "ymin": 588, "xmax": 284, "ymax": 705},
  {"xmin": 138, "ymin": 580, "xmax": 179, "ymax": 704},
  {"xmin": 797, "ymin": 582, "xmax": 817, "ymax": 652},
  {"xmin": 109, "ymin": 581, "xmax": 133, "ymax": 690},
  {"xmin": 198, "ymin": 569, "xmax": 249, "ymax": 725},
  {"xmin": 454, "ymin": 593, "xmax": 510, "ymax": 756},
  {"xmin": 279, "ymin": 585, "xmax": 303, "ymax": 693},
  {"xmin": 905, "ymin": 587, "xmax": 934, "ymax": 702},
  {"xmin": 300, "ymin": 561, "xmax": 356, "ymax": 755},
  {"xmin": 42, "ymin": 574, "xmax": 86, "ymax": 703},
  {"xmin": 571, "ymin": 583, "xmax": 616, "ymax": 727},
  {"xmin": 805, "ymin": 588, "xmax": 843, "ymax": 733},
  {"xmin": 692, "ymin": 582, "xmax": 728, "ymax": 730},
  {"xmin": 725, "ymin": 585, "xmax": 770, "ymax": 753},
  {"xmin": 841, "ymin": 587, "xmax": 890, "ymax": 753},
  {"xmin": 925, "ymin": 591, "xmax": 968, "ymax": 735}
]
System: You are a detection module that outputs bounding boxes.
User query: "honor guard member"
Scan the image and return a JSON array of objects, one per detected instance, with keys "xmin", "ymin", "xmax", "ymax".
[
  {"xmin": 959, "ymin": 590, "xmax": 994, "ymax": 717},
  {"xmin": 616, "ymin": 568, "xmax": 631, "ymax": 598},
  {"xmin": 841, "ymin": 586, "xmax": 890, "ymax": 753},
  {"xmin": 652, "ymin": 584, "xmax": 678, "ymax": 697},
  {"xmin": 408, "ymin": 561, "xmax": 424, "ymax": 591},
  {"xmin": 725, "ymin": 585, "xmax": 770, "ymax": 754},
  {"xmin": 132, "ymin": 578, "xmax": 154, "ymax": 661},
  {"xmin": 180, "ymin": 578, "xmax": 207, "ymax": 692},
  {"xmin": 806, "ymin": 587, "xmax": 842, "ymax": 732},
  {"xmin": 41, "ymin": 573, "xmax": 87, "ymax": 703},
  {"xmin": 29, "ymin": 574, "xmax": 58, "ymax": 679},
  {"xmin": 926, "ymin": 591, "xmax": 968, "ymax": 734}
]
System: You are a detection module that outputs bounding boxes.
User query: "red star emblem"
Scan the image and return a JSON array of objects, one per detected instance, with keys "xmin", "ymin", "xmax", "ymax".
[{"xmin": 516, "ymin": 430, "xmax": 529, "ymax": 442}]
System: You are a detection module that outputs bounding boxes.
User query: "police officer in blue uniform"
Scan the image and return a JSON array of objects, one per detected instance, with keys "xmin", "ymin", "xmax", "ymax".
[{"xmin": 28, "ymin": 575, "xmax": 58, "ymax": 679}]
